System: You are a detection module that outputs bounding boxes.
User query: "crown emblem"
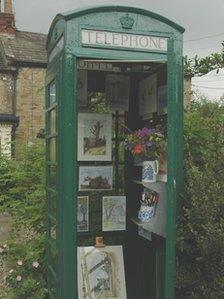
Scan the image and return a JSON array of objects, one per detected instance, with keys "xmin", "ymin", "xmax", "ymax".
[{"xmin": 120, "ymin": 14, "xmax": 135, "ymax": 29}]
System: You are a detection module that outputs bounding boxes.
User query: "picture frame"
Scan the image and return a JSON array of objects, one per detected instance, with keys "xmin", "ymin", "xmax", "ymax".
[
  {"xmin": 106, "ymin": 74, "xmax": 130, "ymax": 111},
  {"xmin": 102, "ymin": 196, "xmax": 126, "ymax": 231},
  {"xmin": 138, "ymin": 227, "xmax": 152, "ymax": 241},
  {"xmin": 78, "ymin": 245, "xmax": 127, "ymax": 299},
  {"xmin": 77, "ymin": 70, "xmax": 88, "ymax": 107},
  {"xmin": 78, "ymin": 113, "xmax": 112, "ymax": 161},
  {"xmin": 139, "ymin": 73, "xmax": 157, "ymax": 116},
  {"xmin": 79, "ymin": 166, "xmax": 113, "ymax": 191},
  {"xmin": 157, "ymin": 85, "xmax": 167, "ymax": 115},
  {"xmin": 77, "ymin": 196, "xmax": 89, "ymax": 232}
]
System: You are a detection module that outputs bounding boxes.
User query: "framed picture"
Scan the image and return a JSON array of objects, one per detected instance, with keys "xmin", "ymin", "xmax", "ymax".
[
  {"xmin": 139, "ymin": 73, "xmax": 157, "ymax": 116},
  {"xmin": 78, "ymin": 113, "xmax": 112, "ymax": 161},
  {"xmin": 78, "ymin": 245, "xmax": 127, "ymax": 299},
  {"xmin": 77, "ymin": 196, "xmax": 89, "ymax": 232},
  {"xmin": 79, "ymin": 166, "xmax": 113, "ymax": 191},
  {"xmin": 77, "ymin": 70, "xmax": 88, "ymax": 107},
  {"xmin": 157, "ymin": 85, "xmax": 167, "ymax": 115},
  {"xmin": 138, "ymin": 227, "xmax": 152, "ymax": 241},
  {"xmin": 102, "ymin": 196, "xmax": 126, "ymax": 231},
  {"xmin": 106, "ymin": 74, "xmax": 130, "ymax": 111}
]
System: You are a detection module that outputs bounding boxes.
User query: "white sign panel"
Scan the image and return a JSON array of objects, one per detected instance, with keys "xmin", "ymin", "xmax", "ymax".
[{"xmin": 82, "ymin": 29, "xmax": 167, "ymax": 52}]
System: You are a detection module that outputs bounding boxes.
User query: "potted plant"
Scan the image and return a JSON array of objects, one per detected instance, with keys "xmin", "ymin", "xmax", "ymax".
[{"xmin": 124, "ymin": 127, "xmax": 165, "ymax": 183}]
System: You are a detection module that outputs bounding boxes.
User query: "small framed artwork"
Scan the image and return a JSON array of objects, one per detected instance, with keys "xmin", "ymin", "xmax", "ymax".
[
  {"xmin": 102, "ymin": 196, "xmax": 126, "ymax": 231},
  {"xmin": 78, "ymin": 245, "xmax": 127, "ymax": 299},
  {"xmin": 139, "ymin": 73, "xmax": 157, "ymax": 116},
  {"xmin": 138, "ymin": 227, "xmax": 152, "ymax": 241},
  {"xmin": 106, "ymin": 74, "xmax": 130, "ymax": 111},
  {"xmin": 78, "ymin": 113, "xmax": 112, "ymax": 161},
  {"xmin": 79, "ymin": 166, "xmax": 113, "ymax": 191},
  {"xmin": 157, "ymin": 85, "xmax": 167, "ymax": 115},
  {"xmin": 77, "ymin": 70, "xmax": 88, "ymax": 107},
  {"xmin": 77, "ymin": 196, "xmax": 89, "ymax": 232}
]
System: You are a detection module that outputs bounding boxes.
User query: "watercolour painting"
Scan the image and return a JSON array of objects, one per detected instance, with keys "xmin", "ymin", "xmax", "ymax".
[
  {"xmin": 105, "ymin": 74, "xmax": 130, "ymax": 111},
  {"xmin": 79, "ymin": 166, "xmax": 113, "ymax": 191},
  {"xmin": 102, "ymin": 196, "xmax": 126, "ymax": 231},
  {"xmin": 139, "ymin": 73, "xmax": 157, "ymax": 116},
  {"xmin": 78, "ymin": 113, "xmax": 112, "ymax": 161},
  {"xmin": 78, "ymin": 245, "xmax": 127, "ymax": 299},
  {"xmin": 77, "ymin": 196, "xmax": 89, "ymax": 232}
]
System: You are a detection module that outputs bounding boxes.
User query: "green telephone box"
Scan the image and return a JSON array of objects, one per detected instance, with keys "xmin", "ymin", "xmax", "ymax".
[{"xmin": 45, "ymin": 6, "xmax": 184, "ymax": 299}]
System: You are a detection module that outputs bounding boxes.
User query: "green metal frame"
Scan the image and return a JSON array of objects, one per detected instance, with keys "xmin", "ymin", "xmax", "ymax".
[{"xmin": 46, "ymin": 5, "xmax": 184, "ymax": 299}]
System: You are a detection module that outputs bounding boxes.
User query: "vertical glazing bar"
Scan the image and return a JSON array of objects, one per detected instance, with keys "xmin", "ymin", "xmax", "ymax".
[
  {"xmin": 58, "ymin": 52, "xmax": 77, "ymax": 299},
  {"xmin": 45, "ymin": 85, "xmax": 52, "ymax": 295},
  {"xmin": 115, "ymin": 110, "xmax": 119, "ymax": 194},
  {"xmin": 166, "ymin": 37, "xmax": 181, "ymax": 299}
]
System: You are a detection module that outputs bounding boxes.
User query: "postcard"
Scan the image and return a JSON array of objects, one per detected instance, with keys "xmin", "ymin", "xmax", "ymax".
[{"xmin": 77, "ymin": 196, "xmax": 89, "ymax": 232}]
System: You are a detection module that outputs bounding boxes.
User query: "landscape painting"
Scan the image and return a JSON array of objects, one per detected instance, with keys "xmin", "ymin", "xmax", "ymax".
[
  {"xmin": 102, "ymin": 196, "xmax": 126, "ymax": 231},
  {"xmin": 79, "ymin": 166, "xmax": 113, "ymax": 191},
  {"xmin": 78, "ymin": 113, "xmax": 112, "ymax": 161},
  {"xmin": 78, "ymin": 245, "xmax": 127, "ymax": 299},
  {"xmin": 77, "ymin": 196, "xmax": 89, "ymax": 232}
]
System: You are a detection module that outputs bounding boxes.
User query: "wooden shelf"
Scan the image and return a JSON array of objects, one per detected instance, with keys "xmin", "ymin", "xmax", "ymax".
[
  {"xmin": 131, "ymin": 217, "xmax": 144, "ymax": 227},
  {"xmin": 132, "ymin": 180, "xmax": 166, "ymax": 193}
]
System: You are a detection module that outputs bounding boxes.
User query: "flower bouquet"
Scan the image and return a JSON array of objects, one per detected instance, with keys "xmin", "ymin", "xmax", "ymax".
[{"xmin": 124, "ymin": 127, "xmax": 164, "ymax": 160}]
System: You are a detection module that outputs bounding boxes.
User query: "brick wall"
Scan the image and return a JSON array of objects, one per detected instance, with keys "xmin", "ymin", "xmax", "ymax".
[{"xmin": 15, "ymin": 67, "xmax": 45, "ymax": 149}]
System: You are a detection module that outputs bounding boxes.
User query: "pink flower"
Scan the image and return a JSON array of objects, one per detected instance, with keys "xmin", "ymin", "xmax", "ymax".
[
  {"xmin": 16, "ymin": 275, "xmax": 22, "ymax": 282},
  {"xmin": 17, "ymin": 260, "xmax": 23, "ymax": 266},
  {"xmin": 32, "ymin": 261, "xmax": 39, "ymax": 268},
  {"xmin": 9, "ymin": 269, "xmax": 14, "ymax": 274}
]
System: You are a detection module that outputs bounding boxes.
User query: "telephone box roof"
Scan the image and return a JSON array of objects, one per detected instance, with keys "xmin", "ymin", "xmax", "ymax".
[{"xmin": 47, "ymin": 5, "xmax": 185, "ymax": 48}]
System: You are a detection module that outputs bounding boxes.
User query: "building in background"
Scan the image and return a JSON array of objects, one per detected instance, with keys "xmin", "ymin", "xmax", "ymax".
[
  {"xmin": 192, "ymin": 68, "xmax": 224, "ymax": 102},
  {"xmin": 0, "ymin": 0, "xmax": 46, "ymax": 155}
]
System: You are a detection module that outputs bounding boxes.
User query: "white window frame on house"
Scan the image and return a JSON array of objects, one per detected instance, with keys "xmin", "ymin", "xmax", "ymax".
[{"xmin": 0, "ymin": 123, "xmax": 12, "ymax": 157}]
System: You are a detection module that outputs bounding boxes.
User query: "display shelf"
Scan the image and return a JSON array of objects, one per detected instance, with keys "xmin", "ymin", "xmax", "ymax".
[
  {"xmin": 131, "ymin": 217, "xmax": 144, "ymax": 227},
  {"xmin": 132, "ymin": 180, "xmax": 166, "ymax": 193}
]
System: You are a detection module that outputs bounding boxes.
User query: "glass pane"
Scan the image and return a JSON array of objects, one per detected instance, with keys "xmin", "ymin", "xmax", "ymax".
[
  {"xmin": 118, "ymin": 165, "xmax": 125, "ymax": 189},
  {"xmin": 49, "ymin": 82, "xmax": 56, "ymax": 106},
  {"xmin": 118, "ymin": 142, "xmax": 125, "ymax": 162},
  {"xmin": 49, "ymin": 138, "xmax": 56, "ymax": 162},
  {"xmin": 49, "ymin": 165, "xmax": 57, "ymax": 188},
  {"xmin": 49, "ymin": 109, "xmax": 56, "ymax": 135},
  {"xmin": 50, "ymin": 193, "xmax": 57, "ymax": 219}
]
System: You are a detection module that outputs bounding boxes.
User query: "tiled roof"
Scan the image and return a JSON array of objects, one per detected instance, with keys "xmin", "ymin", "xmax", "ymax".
[{"xmin": 0, "ymin": 30, "xmax": 47, "ymax": 68}]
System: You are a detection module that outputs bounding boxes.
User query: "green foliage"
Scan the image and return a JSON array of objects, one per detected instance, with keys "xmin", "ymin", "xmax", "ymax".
[
  {"xmin": 184, "ymin": 41, "xmax": 224, "ymax": 77},
  {"xmin": 176, "ymin": 100, "xmax": 224, "ymax": 298},
  {"xmin": 0, "ymin": 142, "xmax": 47, "ymax": 299}
]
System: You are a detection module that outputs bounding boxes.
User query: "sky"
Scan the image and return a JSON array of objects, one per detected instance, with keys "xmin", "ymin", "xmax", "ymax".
[{"xmin": 13, "ymin": 0, "xmax": 224, "ymax": 58}]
